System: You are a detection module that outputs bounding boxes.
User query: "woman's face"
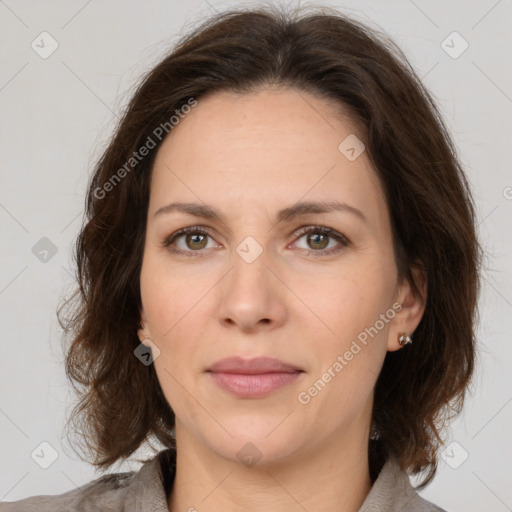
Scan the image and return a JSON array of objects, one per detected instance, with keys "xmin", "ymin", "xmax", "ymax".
[{"xmin": 139, "ymin": 86, "xmax": 424, "ymax": 465}]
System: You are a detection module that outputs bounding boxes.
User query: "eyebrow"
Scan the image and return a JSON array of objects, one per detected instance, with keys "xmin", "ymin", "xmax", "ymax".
[{"xmin": 154, "ymin": 200, "xmax": 367, "ymax": 225}]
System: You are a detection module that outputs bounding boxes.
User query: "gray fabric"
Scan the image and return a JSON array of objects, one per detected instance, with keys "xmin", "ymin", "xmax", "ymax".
[{"xmin": 0, "ymin": 449, "xmax": 446, "ymax": 511}]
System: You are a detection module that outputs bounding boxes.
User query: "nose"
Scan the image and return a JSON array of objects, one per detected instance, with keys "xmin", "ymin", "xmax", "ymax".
[{"xmin": 215, "ymin": 245, "xmax": 288, "ymax": 333}]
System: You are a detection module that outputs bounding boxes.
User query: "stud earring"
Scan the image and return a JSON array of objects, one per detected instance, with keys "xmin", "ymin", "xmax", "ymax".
[{"xmin": 398, "ymin": 333, "xmax": 412, "ymax": 346}]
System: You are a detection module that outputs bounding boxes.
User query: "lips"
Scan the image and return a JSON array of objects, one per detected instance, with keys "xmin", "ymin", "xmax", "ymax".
[
  {"xmin": 206, "ymin": 356, "xmax": 304, "ymax": 398},
  {"xmin": 207, "ymin": 356, "xmax": 302, "ymax": 374}
]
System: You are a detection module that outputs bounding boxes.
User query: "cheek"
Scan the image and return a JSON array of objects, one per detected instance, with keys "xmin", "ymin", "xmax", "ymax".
[
  {"xmin": 319, "ymin": 260, "xmax": 394, "ymax": 339},
  {"xmin": 140, "ymin": 252, "xmax": 208, "ymax": 338},
  {"xmin": 139, "ymin": 257, "xmax": 195, "ymax": 379},
  {"xmin": 301, "ymin": 271, "xmax": 393, "ymax": 428},
  {"xmin": 140, "ymin": 259, "xmax": 202, "ymax": 413},
  {"xmin": 307, "ymin": 258, "xmax": 395, "ymax": 389}
]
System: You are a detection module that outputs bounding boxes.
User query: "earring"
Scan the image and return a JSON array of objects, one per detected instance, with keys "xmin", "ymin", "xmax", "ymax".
[{"xmin": 398, "ymin": 333, "xmax": 412, "ymax": 346}]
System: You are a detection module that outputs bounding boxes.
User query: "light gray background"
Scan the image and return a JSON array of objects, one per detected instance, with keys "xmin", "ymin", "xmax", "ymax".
[{"xmin": 1, "ymin": 0, "xmax": 511, "ymax": 510}]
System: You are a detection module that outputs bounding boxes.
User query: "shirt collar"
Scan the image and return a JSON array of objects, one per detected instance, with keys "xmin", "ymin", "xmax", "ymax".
[{"xmin": 126, "ymin": 448, "xmax": 419, "ymax": 512}]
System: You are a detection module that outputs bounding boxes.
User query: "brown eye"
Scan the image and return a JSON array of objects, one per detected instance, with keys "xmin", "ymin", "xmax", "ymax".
[
  {"xmin": 185, "ymin": 232, "xmax": 208, "ymax": 250},
  {"xmin": 292, "ymin": 226, "xmax": 350, "ymax": 256},
  {"xmin": 163, "ymin": 225, "xmax": 349, "ymax": 258},
  {"xmin": 163, "ymin": 226, "xmax": 216, "ymax": 257},
  {"xmin": 307, "ymin": 232, "xmax": 329, "ymax": 250}
]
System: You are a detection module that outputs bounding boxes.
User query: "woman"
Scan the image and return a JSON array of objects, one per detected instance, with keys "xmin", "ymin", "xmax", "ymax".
[{"xmin": 1, "ymin": 4, "xmax": 480, "ymax": 511}]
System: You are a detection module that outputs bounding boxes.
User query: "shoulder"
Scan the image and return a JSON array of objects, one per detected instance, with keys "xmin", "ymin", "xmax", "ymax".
[
  {"xmin": 404, "ymin": 491, "xmax": 448, "ymax": 512},
  {"xmin": 0, "ymin": 451, "xmax": 169, "ymax": 512},
  {"xmin": 360, "ymin": 456, "xmax": 448, "ymax": 512},
  {"xmin": 413, "ymin": 495, "xmax": 448, "ymax": 512},
  {"xmin": 0, "ymin": 471, "xmax": 133, "ymax": 511}
]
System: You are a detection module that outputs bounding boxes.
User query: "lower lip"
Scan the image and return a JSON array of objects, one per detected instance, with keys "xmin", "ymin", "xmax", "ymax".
[{"xmin": 209, "ymin": 371, "xmax": 302, "ymax": 398}]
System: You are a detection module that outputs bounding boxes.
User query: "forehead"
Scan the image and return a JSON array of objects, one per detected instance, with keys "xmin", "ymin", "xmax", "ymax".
[{"xmin": 149, "ymin": 86, "xmax": 387, "ymax": 228}]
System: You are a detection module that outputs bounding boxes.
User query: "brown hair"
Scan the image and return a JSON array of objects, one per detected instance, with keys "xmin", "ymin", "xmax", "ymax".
[{"xmin": 59, "ymin": 4, "xmax": 481, "ymax": 488}]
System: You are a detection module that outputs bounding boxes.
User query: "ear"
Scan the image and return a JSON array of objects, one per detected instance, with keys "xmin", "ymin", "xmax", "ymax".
[
  {"xmin": 387, "ymin": 263, "xmax": 427, "ymax": 352},
  {"xmin": 137, "ymin": 310, "xmax": 151, "ymax": 347}
]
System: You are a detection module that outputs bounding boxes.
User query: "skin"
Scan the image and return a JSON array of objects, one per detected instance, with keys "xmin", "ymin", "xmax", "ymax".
[{"xmin": 137, "ymin": 85, "xmax": 426, "ymax": 512}]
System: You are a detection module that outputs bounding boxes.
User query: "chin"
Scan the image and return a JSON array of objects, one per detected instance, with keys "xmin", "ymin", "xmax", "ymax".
[
  {"xmin": 201, "ymin": 413, "xmax": 309, "ymax": 467},
  {"xmin": 213, "ymin": 436, "xmax": 301, "ymax": 468}
]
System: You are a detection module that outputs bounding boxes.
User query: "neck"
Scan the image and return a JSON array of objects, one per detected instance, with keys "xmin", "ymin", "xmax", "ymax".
[{"xmin": 168, "ymin": 424, "xmax": 372, "ymax": 512}]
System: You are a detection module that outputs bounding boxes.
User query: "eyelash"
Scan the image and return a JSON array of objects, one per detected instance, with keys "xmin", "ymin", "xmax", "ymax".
[{"xmin": 161, "ymin": 225, "xmax": 350, "ymax": 258}]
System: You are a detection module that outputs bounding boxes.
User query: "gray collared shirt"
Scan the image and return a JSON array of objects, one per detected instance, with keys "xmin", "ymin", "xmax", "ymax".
[{"xmin": 0, "ymin": 449, "xmax": 446, "ymax": 511}]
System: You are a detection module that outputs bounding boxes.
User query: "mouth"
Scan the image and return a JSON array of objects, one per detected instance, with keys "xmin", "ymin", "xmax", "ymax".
[{"xmin": 206, "ymin": 356, "xmax": 304, "ymax": 398}]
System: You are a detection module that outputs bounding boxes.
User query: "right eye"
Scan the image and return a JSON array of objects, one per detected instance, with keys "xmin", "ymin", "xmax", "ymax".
[{"xmin": 162, "ymin": 226, "xmax": 220, "ymax": 257}]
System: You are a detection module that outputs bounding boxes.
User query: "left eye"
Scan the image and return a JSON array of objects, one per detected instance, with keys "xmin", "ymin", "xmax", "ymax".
[
  {"xmin": 162, "ymin": 225, "xmax": 349, "ymax": 257},
  {"xmin": 291, "ymin": 226, "xmax": 349, "ymax": 255}
]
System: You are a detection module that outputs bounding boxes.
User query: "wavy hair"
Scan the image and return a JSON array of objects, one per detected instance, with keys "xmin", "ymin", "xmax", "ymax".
[{"xmin": 59, "ymin": 4, "xmax": 481, "ymax": 488}]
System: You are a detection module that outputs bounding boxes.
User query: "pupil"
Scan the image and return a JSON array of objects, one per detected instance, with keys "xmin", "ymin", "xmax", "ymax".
[
  {"xmin": 310, "ymin": 233, "xmax": 328, "ymax": 249},
  {"xmin": 188, "ymin": 234, "xmax": 205, "ymax": 249}
]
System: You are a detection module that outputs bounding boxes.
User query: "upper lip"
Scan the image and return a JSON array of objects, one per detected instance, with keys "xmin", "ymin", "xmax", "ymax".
[{"xmin": 207, "ymin": 356, "xmax": 303, "ymax": 374}]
